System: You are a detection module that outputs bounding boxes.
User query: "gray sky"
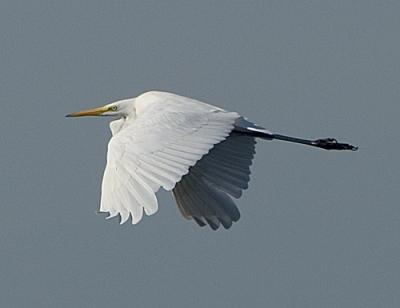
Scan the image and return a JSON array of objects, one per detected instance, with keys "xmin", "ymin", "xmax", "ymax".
[{"xmin": 1, "ymin": 1, "xmax": 399, "ymax": 307}]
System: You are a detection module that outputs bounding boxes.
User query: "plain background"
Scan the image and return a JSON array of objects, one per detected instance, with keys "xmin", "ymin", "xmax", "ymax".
[{"xmin": 1, "ymin": 1, "xmax": 399, "ymax": 307}]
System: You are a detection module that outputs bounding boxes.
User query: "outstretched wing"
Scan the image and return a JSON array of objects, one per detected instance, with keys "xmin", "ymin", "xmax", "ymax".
[
  {"xmin": 100, "ymin": 92, "xmax": 240, "ymax": 224},
  {"xmin": 172, "ymin": 132, "xmax": 256, "ymax": 230}
]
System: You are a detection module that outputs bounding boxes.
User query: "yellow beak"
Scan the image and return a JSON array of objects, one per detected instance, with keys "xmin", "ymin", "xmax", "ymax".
[{"xmin": 66, "ymin": 105, "xmax": 108, "ymax": 117}]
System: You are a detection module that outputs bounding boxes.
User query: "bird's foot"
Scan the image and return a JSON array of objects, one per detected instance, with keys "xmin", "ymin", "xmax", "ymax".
[{"xmin": 312, "ymin": 138, "xmax": 358, "ymax": 151}]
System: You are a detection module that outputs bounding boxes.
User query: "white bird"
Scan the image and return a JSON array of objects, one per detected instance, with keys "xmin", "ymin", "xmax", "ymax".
[{"xmin": 67, "ymin": 91, "xmax": 357, "ymax": 230}]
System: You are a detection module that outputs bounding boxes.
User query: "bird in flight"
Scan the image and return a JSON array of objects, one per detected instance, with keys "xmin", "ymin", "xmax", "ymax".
[{"xmin": 67, "ymin": 91, "xmax": 357, "ymax": 230}]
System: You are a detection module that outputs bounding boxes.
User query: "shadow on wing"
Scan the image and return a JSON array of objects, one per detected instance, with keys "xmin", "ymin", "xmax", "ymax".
[{"xmin": 172, "ymin": 132, "xmax": 256, "ymax": 230}]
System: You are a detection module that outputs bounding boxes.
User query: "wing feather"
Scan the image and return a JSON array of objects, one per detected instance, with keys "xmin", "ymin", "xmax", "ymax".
[
  {"xmin": 172, "ymin": 132, "xmax": 256, "ymax": 230},
  {"xmin": 100, "ymin": 92, "xmax": 240, "ymax": 224}
]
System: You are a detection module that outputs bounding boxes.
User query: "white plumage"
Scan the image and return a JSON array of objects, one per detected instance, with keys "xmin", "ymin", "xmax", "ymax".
[
  {"xmin": 67, "ymin": 91, "xmax": 357, "ymax": 230},
  {"xmin": 101, "ymin": 92, "xmax": 240, "ymax": 225}
]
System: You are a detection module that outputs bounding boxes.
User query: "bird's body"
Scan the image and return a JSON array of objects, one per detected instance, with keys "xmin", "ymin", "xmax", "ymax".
[{"xmin": 67, "ymin": 91, "xmax": 357, "ymax": 230}]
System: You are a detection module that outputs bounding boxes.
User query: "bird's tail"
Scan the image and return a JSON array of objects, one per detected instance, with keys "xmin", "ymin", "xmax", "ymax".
[{"xmin": 233, "ymin": 117, "xmax": 273, "ymax": 139}]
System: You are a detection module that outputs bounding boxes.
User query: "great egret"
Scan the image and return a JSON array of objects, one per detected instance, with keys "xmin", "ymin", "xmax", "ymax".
[{"xmin": 67, "ymin": 91, "xmax": 357, "ymax": 230}]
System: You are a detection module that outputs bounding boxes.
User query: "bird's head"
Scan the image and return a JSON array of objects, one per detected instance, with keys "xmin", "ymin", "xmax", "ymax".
[{"xmin": 66, "ymin": 98, "xmax": 135, "ymax": 118}]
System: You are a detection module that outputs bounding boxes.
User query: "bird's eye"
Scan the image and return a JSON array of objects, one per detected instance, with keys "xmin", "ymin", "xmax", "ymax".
[{"xmin": 110, "ymin": 106, "xmax": 118, "ymax": 111}]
